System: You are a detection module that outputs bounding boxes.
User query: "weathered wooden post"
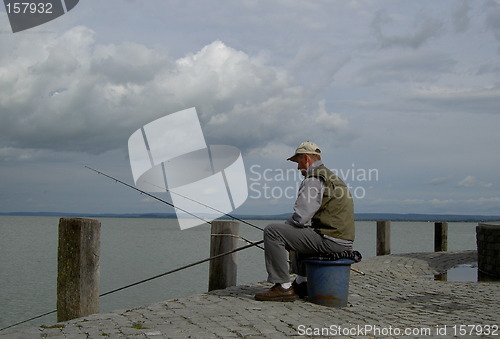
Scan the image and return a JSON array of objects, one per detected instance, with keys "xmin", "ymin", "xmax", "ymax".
[
  {"xmin": 57, "ymin": 218, "xmax": 100, "ymax": 322},
  {"xmin": 376, "ymin": 221, "xmax": 391, "ymax": 256},
  {"xmin": 208, "ymin": 220, "xmax": 239, "ymax": 291},
  {"xmin": 434, "ymin": 222, "xmax": 448, "ymax": 252},
  {"xmin": 476, "ymin": 222, "xmax": 500, "ymax": 279}
]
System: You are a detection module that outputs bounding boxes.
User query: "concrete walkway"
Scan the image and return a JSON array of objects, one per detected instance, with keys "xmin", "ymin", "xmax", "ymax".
[{"xmin": 2, "ymin": 250, "xmax": 499, "ymax": 338}]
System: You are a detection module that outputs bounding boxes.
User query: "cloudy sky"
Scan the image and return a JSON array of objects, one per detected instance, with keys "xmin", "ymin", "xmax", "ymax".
[{"xmin": 1, "ymin": 0, "xmax": 499, "ymax": 217}]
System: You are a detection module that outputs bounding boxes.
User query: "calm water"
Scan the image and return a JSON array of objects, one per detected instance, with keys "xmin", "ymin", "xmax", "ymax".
[{"xmin": 0, "ymin": 216, "xmax": 478, "ymax": 329}]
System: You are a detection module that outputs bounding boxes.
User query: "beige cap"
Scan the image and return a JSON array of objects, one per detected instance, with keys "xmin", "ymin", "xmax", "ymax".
[{"xmin": 287, "ymin": 141, "xmax": 321, "ymax": 162}]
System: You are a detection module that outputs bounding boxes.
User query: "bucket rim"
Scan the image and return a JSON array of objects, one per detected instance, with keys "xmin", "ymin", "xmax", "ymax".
[{"xmin": 304, "ymin": 258, "xmax": 355, "ymax": 265}]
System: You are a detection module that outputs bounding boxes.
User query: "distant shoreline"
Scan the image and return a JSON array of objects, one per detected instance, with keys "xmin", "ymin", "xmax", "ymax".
[{"xmin": 1, "ymin": 211, "xmax": 499, "ymax": 223}]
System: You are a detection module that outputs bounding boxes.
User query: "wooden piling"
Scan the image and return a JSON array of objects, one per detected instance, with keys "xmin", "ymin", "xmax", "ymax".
[
  {"xmin": 57, "ymin": 218, "xmax": 100, "ymax": 322},
  {"xmin": 476, "ymin": 222, "xmax": 500, "ymax": 278},
  {"xmin": 208, "ymin": 220, "xmax": 239, "ymax": 292},
  {"xmin": 376, "ymin": 221, "xmax": 391, "ymax": 256},
  {"xmin": 434, "ymin": 222, "xmax": 448, "ymax": 252}
]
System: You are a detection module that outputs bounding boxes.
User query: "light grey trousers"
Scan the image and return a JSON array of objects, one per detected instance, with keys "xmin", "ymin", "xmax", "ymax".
[{"xmin": 263, "ymin": 223, "xmax": 351, "ymax": 283}]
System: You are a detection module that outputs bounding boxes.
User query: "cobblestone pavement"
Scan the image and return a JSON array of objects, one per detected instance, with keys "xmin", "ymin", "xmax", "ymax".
[{"xmin": 2, "ymin": 250, "xmax": 499, "ymax": 338}]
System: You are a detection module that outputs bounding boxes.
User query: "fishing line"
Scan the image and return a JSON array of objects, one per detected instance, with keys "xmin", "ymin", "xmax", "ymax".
[
  {"xmin": 98, "ymin": 239, "xmax": 264, "ymax": 298},
  {"xmin": 0, "ymin": 239, "xmax": 264, "ymax": 332},
  {"xmin": 0, "ymin": 310, "xmax": 57, "ymax": 331},
  {"xmin": 84, "ymin": 166, "xmax": 264, "ymax": 250},
  {"xmin": 86, "ymin": 168, "xmax": 363, "ymax": 275},
  {"xmin": 85, "ymin": 166, "xmax": 265, "ymax": 231},
  {"xmin": 141, "ymin": 179, "xmax": 265, "ymax": 232},
  {"xmin": 85, "ymin": 166, "xmax": 364, "ymax": 275},
  {"xmin": 85, "ymin": 166, "xmax": 211, "ymax": 225},
  {"xmin": 1, "ymin": 168, "xmax": 267, "ymax": 331},
  {"xmin": 2, "ymin": 166, "xmax": 365, "ymax": 331}
]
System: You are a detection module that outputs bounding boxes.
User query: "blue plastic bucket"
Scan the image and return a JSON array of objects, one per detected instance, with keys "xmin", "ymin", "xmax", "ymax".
[{"xmin": 305, "ymin": 258, "xmax": 355, "ymax": 307}]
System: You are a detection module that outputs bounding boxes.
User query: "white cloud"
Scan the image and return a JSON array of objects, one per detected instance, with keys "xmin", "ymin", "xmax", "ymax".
[
  {"xmin": 90, "ymin": 42, "xmax": 169, "ymax": 84},
  {"xmin": 314, "ymin": 100, "xmax": 348, "ymax": 131},
  {"xmin": 0, "ymin": 29, "xmax": 351, "ymax": 155},
  {"xmin": 458, "ymin": 175, "xmax": 493, "ymax": 188},
  {"xmin": 1, "ymin": 0, "xmax": 499, "ymax": 215}
]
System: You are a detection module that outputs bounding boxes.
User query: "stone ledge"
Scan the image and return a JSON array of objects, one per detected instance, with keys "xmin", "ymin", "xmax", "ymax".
[{"xmin": 2, "ymin": 250, "xmax": 498, "ymax": 339}]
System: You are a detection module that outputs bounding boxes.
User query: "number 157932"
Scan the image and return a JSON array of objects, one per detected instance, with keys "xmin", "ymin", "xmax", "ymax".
[{"xmin": 5, "ymin": 2, "xmax": 53, "ymax": 14}]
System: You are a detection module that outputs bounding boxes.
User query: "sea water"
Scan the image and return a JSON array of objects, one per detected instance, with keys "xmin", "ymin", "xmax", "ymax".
[{"xmin": 0, "ymin": 216, "xmax": 478, "ymax": 329}]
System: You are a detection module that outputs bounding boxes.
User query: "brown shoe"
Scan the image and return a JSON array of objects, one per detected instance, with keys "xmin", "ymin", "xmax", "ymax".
[{"xmin": 255, "ymin": 283, "xmax": 296, "ymax": 302}]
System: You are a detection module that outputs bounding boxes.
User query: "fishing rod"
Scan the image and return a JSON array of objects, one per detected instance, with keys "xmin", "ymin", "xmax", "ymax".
[
  {"xmin": 4, "ymin": 169, "xmax": 363, "ymax": 331},
  {"xmin": 85, "ymin": 166, "xmax": 264, "ymax": 249},
  {"xmin": 3, "ymin": 167, "xmax": 266, "ymax": 331},
  {"xmin": 85, "ymin": 166, "xmax": 263, "ymax": 230},
  {"xmin": 99, "ymin": 238, "xmax": 264, "ymax": 297},
  {"xmin": 141, "ymin": 180, "xmax": 264, "ymax": 232},
  {"xmin": 85, "ymin": 166, "xmax": 364, "ymax": 275},
  {"xmin": 137, "ymin": 174, "xmax": 363, "ymax": 275},
  {"xmin": 0, "ymin": 238, "xmax": 264, "ymax": 332},
  {"xmin": 85, "ymin": 166, "xmax": 212, "ymax": 225}
]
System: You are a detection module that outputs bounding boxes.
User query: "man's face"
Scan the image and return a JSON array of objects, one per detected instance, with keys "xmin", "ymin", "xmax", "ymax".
[{"xmin": 297, "ymin": 154, "xmax": 309, "ymax": 176}]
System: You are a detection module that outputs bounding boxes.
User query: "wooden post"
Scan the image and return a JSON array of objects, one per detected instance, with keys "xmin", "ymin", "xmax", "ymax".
[
  {"xmin": 376, "ymin": 221, "xmax": 391, "ymax": 256},
  {"xmin": 57, "ymin": 218, "xmax": 100, "ymax": 322},
  {"xmin": 208, "ymin": 220, "xmax": 239, "ymax": 292},
  {"xmin": 476, "ymin": 222, "xmax": 500, "ymax": 279},
  {"xmin": 434, "ymin": 222, "xmax": 448, "ymax": 252}
]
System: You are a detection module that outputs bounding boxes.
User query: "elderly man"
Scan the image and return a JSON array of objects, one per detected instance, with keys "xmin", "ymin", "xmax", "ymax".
[{"xmin": 255, "ymin": 141, "xmax": 355, "ymax": 301}]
